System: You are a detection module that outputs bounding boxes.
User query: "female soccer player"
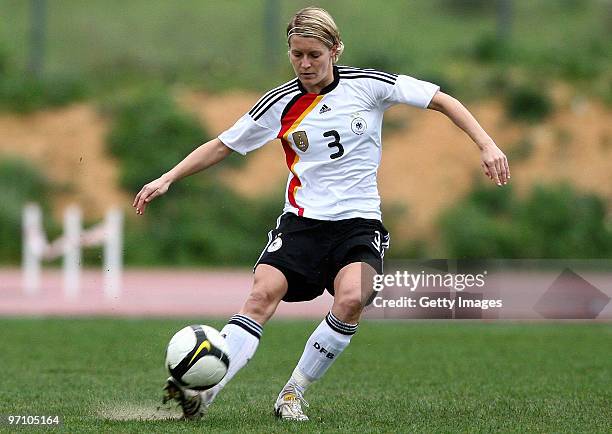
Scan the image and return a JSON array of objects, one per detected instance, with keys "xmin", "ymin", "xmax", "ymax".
[{"xmin": 133, "ymin": 7, "xmax": 509, "ymax": 421}]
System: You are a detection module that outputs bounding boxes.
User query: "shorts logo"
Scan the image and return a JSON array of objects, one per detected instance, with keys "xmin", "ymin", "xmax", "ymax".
[
  {"xmin": 351, "ymin": 117, "xmax": 367, "ymax": 135},
  {"xmin": 267, "ymin": 235, "xmax": 283, "ymax": 253},
  {"xmin": 292, "ymin": 130, "xmax": 309, "ymax": 152},
  {"xmin": 371, "ymin": 231, "xmax": 390, "ymax": 259},
  {"xmin": 371, "ymin": 230, "xmax": 390, "ymax": 258},
  {"xmin": 371, "ymin": 230, "xmax": 381, "ymax": 253}
]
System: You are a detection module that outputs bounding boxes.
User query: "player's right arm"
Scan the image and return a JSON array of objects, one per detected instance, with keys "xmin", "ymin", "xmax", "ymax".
[
  {"xmin": 133, "ymin": 137, "xmax": 232, "ymax": 215},
  {"xmin": 134, "ymin": 79, "xmax": 292, "ymax": 215}
]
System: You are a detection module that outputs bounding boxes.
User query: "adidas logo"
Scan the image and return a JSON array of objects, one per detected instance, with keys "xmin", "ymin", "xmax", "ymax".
[{"xmin": 319, "ymin": 104, "xmax": 331, "ymax": 114}]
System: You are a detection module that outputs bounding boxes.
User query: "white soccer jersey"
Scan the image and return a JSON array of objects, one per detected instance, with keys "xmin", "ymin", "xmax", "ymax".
[{"xmin": 218, "ymin": 65, "xmax": 439, "ymax": 221}]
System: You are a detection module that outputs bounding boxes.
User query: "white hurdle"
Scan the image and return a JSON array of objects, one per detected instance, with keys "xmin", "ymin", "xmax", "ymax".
[
  {"xmin": 63, "ymin": 205, "xmax": 81, "ymax": 298},
  {"xmin": 22, "ymin": 203, "xmax": 124, "ymax": 299}
]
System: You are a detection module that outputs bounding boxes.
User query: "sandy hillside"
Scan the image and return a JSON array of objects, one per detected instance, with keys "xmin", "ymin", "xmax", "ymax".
[
  {"xmin": 0, "ymin": 105, "xmax": 128, "ymax": 221},
  {"xmin": 0, "ymin": 86, "xmax": 610, "ymax": 242}
]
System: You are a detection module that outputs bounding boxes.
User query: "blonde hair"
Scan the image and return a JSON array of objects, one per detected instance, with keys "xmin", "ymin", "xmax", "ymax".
[{"xmin": 287, "ymin": 7, "xmax": 344, "ymax": 63}]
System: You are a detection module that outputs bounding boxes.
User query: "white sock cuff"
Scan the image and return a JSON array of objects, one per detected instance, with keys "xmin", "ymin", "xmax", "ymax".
[
  {"xmin": 325, "ymin": 311, "xmax": 358, "ymax": 336},
  {"xmin": 227, "ymin": 314, "xmax": 263, "ymax": 339}
]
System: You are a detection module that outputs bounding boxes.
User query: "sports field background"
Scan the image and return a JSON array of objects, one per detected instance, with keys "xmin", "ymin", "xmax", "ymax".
[
  {"xmin": 0, "ymin": 0, "xmax": 611, "ymax": 264},
  {"xmin": 1, "ymin": 2, "xmax": 611, "ymax": 432},
  {"xmin": 1, "ymin": 319, "xmax": 610, "ymax": 433}
]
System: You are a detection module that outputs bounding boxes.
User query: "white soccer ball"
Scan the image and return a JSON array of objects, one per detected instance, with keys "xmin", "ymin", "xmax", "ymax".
[{"xmin": 165, "ymin": 325, "xmax": 230, "ymax": 390}]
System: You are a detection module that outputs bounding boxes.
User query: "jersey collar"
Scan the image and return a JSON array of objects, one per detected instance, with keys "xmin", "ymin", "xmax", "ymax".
[{"xmin": 297, "ymin": 66, "xmax": 340, "ymax": 95}]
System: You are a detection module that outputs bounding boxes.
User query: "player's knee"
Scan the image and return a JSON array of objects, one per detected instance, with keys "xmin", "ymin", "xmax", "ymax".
[
  {"xmin": 244, "ymin": 290, "xmax": 271, "ymax": 311},
  {"xmin": 242, "ymin": 265, "xmax": 288, "ymax": 323},
  {"xmin": 242, "ymin": 289, "xmax": 279, "ymax": 323},
  {"xmin": 246, "ymin": 289, "xmax": 275, "ymax": 308},
  {"xmin": 334, "ymin": 293, "xmax": 363, "ymax": 318}
]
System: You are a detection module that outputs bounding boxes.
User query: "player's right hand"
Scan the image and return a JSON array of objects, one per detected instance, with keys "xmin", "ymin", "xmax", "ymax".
[{"xmin": 133, "ymin": 175, "xmax": 173, "ymax": 215}]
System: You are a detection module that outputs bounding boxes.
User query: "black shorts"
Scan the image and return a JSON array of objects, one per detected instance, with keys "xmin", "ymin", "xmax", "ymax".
[{"xmin": 255, "ymin": 213, "xmax": 390, "ymax": 302}]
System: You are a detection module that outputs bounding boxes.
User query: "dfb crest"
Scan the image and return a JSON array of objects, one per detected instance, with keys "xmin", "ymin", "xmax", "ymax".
[{"xmin": 292, "ymin": 130, "xmax": 309, "ymax": 152}]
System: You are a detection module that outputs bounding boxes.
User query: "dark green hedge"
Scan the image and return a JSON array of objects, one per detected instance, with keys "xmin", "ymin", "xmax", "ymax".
[
  {"xmin": 440, "ymin": 183, "xmax": 612, "ymax": 258},
  {"xmin": 0, "ymin": 74, "xmax": 87, "ymax": 113},
  {"xmin": 0, "ymin": 158, "xmax": 58, "ymax": 263}
]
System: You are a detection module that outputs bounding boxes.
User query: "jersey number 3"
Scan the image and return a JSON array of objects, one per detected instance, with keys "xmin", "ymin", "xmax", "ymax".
[{"xmin": 323, "ymin": 130, "xmax": 344, "ymax": 159}]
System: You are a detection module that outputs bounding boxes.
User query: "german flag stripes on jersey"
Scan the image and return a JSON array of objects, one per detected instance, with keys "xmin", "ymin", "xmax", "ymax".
[
  {"xmin": 218, "ymin": 66, "xmax": 439, "ymax": 221},
  {"xmin": 278, "ymin": 93, "xmax": 324, "ymax": 216}
]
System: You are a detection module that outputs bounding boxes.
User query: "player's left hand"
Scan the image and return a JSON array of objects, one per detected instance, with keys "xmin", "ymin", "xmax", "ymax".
[
  {"xmin": 133, "ymin": 175, "xmax": 173, "ymax": 215},
  {"xmin": 480, "ymin": 143, "xmax": 510, "ymax": 186}
]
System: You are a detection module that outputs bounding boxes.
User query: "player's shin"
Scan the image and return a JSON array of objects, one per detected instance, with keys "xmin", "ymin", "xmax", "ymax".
[
  {"xmin": 283, "ymin": 311, "xmax": 357, "ymax": 394},
  {"xmin": 202, "ymin": 314, "xmax": 263, "ymax": 403}
]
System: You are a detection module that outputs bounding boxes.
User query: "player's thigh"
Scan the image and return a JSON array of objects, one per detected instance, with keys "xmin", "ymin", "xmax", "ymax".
[{"xmin": 240, "ymin": 264, "xmax": 288, "ymax": 324}]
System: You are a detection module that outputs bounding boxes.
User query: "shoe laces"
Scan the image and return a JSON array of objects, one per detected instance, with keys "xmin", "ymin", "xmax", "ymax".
[{"xmin": 282, "ymin": 385, "xmax": 309, "ymax": 412}]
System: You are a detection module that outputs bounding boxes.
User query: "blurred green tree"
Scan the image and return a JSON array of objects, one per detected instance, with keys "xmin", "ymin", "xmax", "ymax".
[
  {"xmin": 0, "ymin": 158, "xmax": 57, "ymax": 263},
  {"xmin": 107, "ymin": 87, "xmax": 281, "ymax": 266},
  {"xmin": 440, "ymin": 183, "xmax": 612, "ymax": 258},
  {"xmin": 107, "ymin": 88, "xmax": 209, "ymax": 192}
]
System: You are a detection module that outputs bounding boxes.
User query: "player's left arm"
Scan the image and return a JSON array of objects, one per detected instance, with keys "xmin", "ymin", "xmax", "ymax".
[{"xmin": 427, "ymin": 91, "xmax": 510, "ymax": 186}]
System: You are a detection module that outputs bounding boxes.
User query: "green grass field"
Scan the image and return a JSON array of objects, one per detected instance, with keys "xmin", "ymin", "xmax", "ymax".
[{"xmin": 1, "ymin": 318, "xmax": 610, "ymax": 433}]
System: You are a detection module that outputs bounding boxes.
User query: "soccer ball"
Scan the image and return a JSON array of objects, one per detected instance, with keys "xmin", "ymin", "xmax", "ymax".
[{"xmin": 165, "ymin": 325, "xmax": 230, "ymax": 390}]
